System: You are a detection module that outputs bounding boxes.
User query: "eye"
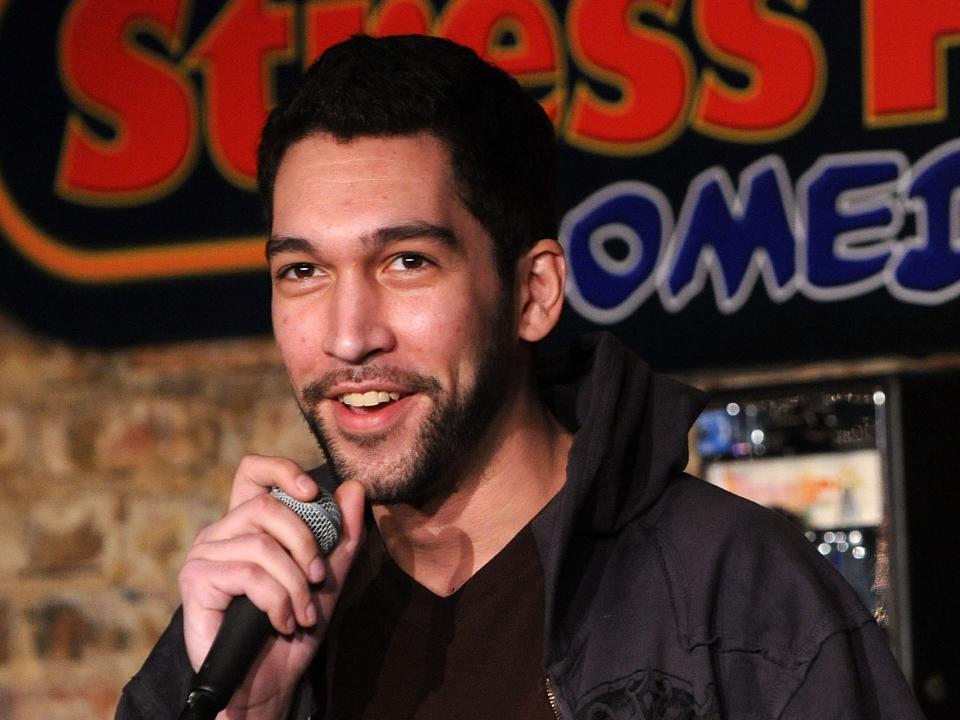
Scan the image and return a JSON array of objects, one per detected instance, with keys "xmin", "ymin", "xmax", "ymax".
[
  {"xmin": 389, "ymin": 253, "xmax": 430, "ymax": 271},
  {"xmin": 278, "ymin": 263, "xmax": 318, "ymax": 280}
]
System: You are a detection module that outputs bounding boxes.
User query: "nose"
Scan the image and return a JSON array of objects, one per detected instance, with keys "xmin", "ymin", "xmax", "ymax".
[{"xmin": 320, "ymin": 274, "xmax": 396, "ymax": 364}]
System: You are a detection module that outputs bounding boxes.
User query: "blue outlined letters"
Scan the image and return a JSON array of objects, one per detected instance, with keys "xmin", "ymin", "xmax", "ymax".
[{"xmin": 560, "ymin": 140, "xmax": 960, "ymax": 322}]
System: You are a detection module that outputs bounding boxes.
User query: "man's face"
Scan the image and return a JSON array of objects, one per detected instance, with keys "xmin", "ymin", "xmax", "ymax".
[{"xmin": 269, "ymin": 133, "xmax": 517, "ymax": 504}]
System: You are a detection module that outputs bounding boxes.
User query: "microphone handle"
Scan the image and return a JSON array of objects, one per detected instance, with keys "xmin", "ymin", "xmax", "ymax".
[
  {"xmin": 178, "ymin": 596, "xmax": 274, "ymax": 720},
  {"xmin": 178, "ymin": 487, "xmax": 341, "ymax": 719}
]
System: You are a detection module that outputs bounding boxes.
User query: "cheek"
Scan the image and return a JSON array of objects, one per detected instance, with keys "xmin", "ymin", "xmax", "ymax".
[
  {"xmin": 395, "ymin": 295, "xmax": 473, "ymax": 354},
  {"xmin": 394, "ymin": 294, "xmax": 500, "ymax": 392},
  {"xmin": 272, "ymin": 306, "xmax": 318, "ymax": 375}
]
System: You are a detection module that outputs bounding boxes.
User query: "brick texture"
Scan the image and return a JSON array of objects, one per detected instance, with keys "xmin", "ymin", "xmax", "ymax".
[
  {"xmin": 0, "ymin": 309, "xmax": 946, "ymax": 717},
  {"xmin": 0, "ymin": 313, "xmax": 324, "ymax": 719}
]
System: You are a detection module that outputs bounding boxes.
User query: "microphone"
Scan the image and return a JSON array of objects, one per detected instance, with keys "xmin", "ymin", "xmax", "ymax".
[{"xmin": 178, "ymin": 487, "xmax": 342, "ymax": 720}]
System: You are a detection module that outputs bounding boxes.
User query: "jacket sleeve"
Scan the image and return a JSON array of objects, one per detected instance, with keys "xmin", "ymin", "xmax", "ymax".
[
  {"xmin": 780, "ymin": 620, "xmax": 925, "ymax": 720},
  {"xmin": 115, "ymin": 608, "xmax": 195, "ymax": 720}
]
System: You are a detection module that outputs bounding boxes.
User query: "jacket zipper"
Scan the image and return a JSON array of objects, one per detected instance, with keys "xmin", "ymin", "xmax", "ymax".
[{"xmin": 544, "ymin": 675, "xmax": 562, "ymax": 719}]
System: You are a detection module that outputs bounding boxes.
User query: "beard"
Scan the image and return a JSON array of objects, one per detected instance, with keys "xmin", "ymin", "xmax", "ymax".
[{"xmin": 298, "ymin": 294, "xmax": 516, "ymax": 505}]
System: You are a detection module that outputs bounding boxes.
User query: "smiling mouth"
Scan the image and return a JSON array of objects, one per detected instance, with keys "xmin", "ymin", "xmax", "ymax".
[{"xmin": 338, "ymin": 390, "xmax": 402, "ymax": 408}]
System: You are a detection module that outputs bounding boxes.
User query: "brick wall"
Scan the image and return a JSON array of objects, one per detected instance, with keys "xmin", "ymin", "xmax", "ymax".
[
  {"xmin": 5, "ymin": 306, "xmax": 944, "ymax": 718},
  {"xmin": 0, "ymin": 313, "xmax": 324, "ymax": 719}
]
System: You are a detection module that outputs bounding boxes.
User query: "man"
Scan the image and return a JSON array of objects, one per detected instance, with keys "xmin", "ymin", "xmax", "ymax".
[{"xmin": 117, "ymin": 35, "xmax": 923, "ymax": 719}]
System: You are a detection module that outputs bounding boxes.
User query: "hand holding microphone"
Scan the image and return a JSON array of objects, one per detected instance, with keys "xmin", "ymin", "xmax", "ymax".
[{"xmin": 178, "ymin": 456, "xmax": 364, "ymax": 720}]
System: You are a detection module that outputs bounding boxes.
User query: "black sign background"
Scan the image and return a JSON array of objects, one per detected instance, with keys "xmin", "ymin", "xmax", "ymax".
[{"xmin": 1, "ymin": 0, "xmax": 958, "ymax": 370}]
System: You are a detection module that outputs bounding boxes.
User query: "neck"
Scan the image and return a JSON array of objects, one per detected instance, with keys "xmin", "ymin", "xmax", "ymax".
[{"xmin": 371, "ymin": 381, "xmax": 572, "ymax": 596}]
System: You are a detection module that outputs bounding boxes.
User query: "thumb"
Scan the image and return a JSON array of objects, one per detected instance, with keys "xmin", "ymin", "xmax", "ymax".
[{"xmin": 325, "ymin": 480, "xmax": 366, "ymax": 592}]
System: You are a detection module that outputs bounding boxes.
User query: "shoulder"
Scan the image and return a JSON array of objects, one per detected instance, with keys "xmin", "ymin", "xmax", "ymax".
[
  {"xmin": 554, "ymin": 472, "xmax": 918, "ymax": 717},
  {"xmin": 642, "ymin": 475, "xmax": 872, "ymax": 663}
]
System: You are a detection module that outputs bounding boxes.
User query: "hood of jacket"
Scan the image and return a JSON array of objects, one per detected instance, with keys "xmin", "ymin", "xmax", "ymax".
[
  {"xmin": 533, "ymin": 332, "xmax": 707, "ymax": 686},
  {"xmin": 538, "ymin": 332, "xmax": 707, "ymax": 537}
]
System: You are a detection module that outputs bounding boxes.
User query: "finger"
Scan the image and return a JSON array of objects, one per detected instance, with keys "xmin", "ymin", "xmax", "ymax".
[
  {"xmin": 196, "ymin": 493, "xmax": 325, "ymax": 584},
  {"xmin": 228, "ymin": 454, "xmax": 317, "ymax": 509},
  {"xmin": 336, "ymin": 480, "xmax": 366, "ymax": 556},
  {"xmin": 317, "ymin": 480, "xmax": 366, "ymax": 606},
  {"xmin": 180, "ymin": 557, "xmax": 297, "ymax": 650},
  {"xmin": 187, "ymin": 533, "xmax": 318, "ymax": 628}
]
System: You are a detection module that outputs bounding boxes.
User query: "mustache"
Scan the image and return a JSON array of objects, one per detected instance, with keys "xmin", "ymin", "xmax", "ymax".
[{"xmin": 301, "ymin": 366, "xmax": 443, "ymax": 408}]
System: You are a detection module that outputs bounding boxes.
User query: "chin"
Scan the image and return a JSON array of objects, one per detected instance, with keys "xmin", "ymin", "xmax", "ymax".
[
  {"xmin": 366, "ymin": 477, "xmax": 458, "ymax": 508},
  {"xmin": 339, "ymin": 457, "xmax": 442, "ymax": 506}
]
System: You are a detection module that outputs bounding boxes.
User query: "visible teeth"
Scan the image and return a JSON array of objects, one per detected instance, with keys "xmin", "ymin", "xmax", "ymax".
[{"xmin": 339, "ymin": 391, "xmax": 401, "ymax": 407}]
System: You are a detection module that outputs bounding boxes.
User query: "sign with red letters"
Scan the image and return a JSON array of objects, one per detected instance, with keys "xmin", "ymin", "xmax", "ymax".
[{"xmin": 1, "ymin": 0, "xmax": 958, "ymax": 368}]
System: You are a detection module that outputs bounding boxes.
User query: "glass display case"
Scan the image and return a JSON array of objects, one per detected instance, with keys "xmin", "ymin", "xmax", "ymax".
[{"xmin": 692, "ymin": 384, "xmax": 912, "ymax": 675}]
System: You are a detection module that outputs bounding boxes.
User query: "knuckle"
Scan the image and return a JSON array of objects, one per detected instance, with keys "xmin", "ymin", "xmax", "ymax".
[
  {"xmin": 251, "ymin": 492, "xmax": 277, "ymax": 513},
  {"xmin": 237, "ymin": 561, "xmax": 264, "ymax": 586},
  {"xmin": 192, "ymin": 523, "xmax": 213, "ymax": 545},
  {"xmin": 178, "ymin": 559, "xmax": 204, "ymax": 595},
  {"xmin": 236, "ymin": 453, "xmax": 264, "ymax": 470},
  {"xmin": 252, "ymin": 531, "xmax": 281, "ymax": 558}
]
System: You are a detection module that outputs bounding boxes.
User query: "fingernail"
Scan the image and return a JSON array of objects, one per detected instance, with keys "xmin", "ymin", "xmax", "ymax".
[
  {"xmin": 304, "ymin": 602, "xmax": 317, "ymax": 626},
  {"xmin": 284, "ymin": 612, "xmax": 296, "ymax": 634},
  {"xmin": 309, "ymin": 557, "xmax": 324, "ymax": 583},
  {"xmin": 295, "ymin": 474, "xmax": 315, "ymax": 496}
]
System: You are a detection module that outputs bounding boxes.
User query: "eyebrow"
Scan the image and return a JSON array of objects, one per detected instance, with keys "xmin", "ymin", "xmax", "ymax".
[
  {"xmin": 265, "ymin": 236, "xmax": 312, "ymax": 259},
  {"xmin": 265, "ymin": 222, "xmax": 460, "ymax": 260}
]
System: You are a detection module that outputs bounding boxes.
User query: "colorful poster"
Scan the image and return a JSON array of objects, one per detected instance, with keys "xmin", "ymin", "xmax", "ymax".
[{"xmin": 705, "ymin": 449, "xmax": 885, "ymax": 529}]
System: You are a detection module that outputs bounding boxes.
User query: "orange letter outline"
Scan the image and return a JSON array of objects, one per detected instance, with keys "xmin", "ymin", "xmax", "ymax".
[
  {"xmin": 863, "ymin": 0, "xmax": 960, "ymax": 128},
  {"xmin": 564, "ymin": 0, "xmax": 694, "ymax": 156},
  {"xmin": 55, "ymin": 0, "xmax": 200, "ymax": 207},
  {"xmin": 1, "ymin": 0, "xmax": 267, "ymax": 283},
  {"xmin": 437, "ymin": 0, "xmax": 566, "ymax": 124},
  {"xmin": 690, "ymin": 0, "xmax": 826, "ymax": 144},
  {"xmin": 367, "ymin": 0, "xmax": 434, "ymax": 36},
  {"xmin": 186, "ymin": 0, "xmax": 296, "ymax": 190}
]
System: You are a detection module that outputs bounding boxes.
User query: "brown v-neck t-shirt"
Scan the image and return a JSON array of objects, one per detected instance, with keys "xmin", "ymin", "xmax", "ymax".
[{"xmin": 320, "ymin": 521, "xmax": 557, "ymax": 719}]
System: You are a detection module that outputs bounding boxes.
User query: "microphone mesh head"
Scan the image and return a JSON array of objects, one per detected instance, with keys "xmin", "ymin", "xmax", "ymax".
[{"xmin": 270, "ymin": 487, "xmax": 342, "ymax": 555}]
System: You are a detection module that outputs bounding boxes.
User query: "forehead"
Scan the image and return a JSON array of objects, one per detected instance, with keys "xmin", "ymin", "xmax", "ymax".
[
  {"xmin": 272, "ymin": 132, "xmax": 457, "ymax": 221},
  {"xmin": 269, "ymin": 132, "xmax": 499, "ymax": 270}
]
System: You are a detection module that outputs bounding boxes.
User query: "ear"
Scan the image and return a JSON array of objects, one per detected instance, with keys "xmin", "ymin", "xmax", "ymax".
[{"xmin": 516, "ymin": 238, "xmax": 566, "ymax": 342}]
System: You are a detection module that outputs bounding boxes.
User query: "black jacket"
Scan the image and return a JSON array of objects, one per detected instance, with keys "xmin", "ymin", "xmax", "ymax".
[{"xmin": 117, "ymin": 333, "xmax": 924, "ymax": 718}]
